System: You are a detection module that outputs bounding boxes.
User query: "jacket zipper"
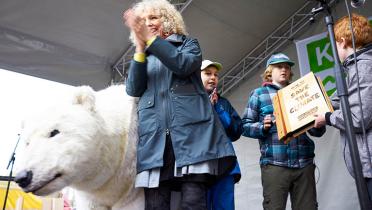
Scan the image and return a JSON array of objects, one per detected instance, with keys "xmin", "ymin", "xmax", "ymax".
[{"xmin": 158, "ymin": 59, "xmax": 171, "ymax": 136}]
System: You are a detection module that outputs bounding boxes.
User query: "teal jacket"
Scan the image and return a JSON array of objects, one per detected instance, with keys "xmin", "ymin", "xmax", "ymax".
[{"xmin": 126, "ymin": 34, "xmax": 236, "ymax": 174}]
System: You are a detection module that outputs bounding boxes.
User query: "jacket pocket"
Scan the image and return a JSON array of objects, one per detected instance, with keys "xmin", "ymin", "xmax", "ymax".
[
  {"xmin": 172, "ymin": 94, "xmax": 211, "ymax": 126},
  {"xmin": 138, "ymin": 94, "xmax": 157, "ymax": 136}
]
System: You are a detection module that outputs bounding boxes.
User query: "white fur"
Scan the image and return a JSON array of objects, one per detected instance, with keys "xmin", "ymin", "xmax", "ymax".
[{"xmin": 16, "ymin": 85, "xmax": 144, "ymax": 210}]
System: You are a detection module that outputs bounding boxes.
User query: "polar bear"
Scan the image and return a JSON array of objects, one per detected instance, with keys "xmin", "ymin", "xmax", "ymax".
[{"xmin": 14, "ymin": 85, "xmax": 144, "ymax": 210}]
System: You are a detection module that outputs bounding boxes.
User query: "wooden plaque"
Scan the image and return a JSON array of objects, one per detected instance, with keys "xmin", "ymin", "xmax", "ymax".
[{"xmin": 273, "ymin": 72, "xmax": 333, "ymax": 143}]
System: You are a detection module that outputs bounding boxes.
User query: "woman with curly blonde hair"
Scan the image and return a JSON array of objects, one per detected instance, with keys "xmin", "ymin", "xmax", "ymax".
[
  {"xmin": 123, "ymin": 0, "xmax": 237, "ymax": 209},
  {"xmin": 128, "ymin": 0, "xmax": 187, "ymax": 44}
]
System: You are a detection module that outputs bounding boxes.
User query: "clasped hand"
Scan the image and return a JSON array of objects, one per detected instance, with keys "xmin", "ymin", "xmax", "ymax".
[{"xmin": 123, "ymin": 9, "xmax": 153, "ymax": 52}]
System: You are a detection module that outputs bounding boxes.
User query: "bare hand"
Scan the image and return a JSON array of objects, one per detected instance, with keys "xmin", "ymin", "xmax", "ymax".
[
  {"xmin": 314, "ymin": 113, "xmax": 326, "ymax": 128},
  {"xmin": 210, "ymin": 88, "xmax": 218, "ymax": 105},
  {"xmin": 123, "ymin": 9, "xmax": 154, "ymax": 42},
  {"xmin": 123, "ymin": 9, "xmax": 147, "ymax": 51},
  {"xmin": 263, "ymin": 115, "xmax": 273, "ymax": 131}
]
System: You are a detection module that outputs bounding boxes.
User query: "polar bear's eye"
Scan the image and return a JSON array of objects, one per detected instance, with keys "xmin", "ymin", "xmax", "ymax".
[{"xmin": 50, "ymin": 129, "xmax": 60, "ymax": 138}]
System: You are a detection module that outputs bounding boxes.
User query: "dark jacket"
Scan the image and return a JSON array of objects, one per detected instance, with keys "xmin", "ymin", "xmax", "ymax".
[{"xmin": 126, "ymin": 34, "xmax": 236, "ymax": 173}]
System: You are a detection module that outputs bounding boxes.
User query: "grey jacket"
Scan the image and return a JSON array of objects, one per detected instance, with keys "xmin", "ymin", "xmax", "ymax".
[
  {"xmin": 328, "ymin": 44, "xmax": 372, "ymax": 178},
  {"xmin": 126, "ymin": 34, "xmax": 236, "ymax": 174}
]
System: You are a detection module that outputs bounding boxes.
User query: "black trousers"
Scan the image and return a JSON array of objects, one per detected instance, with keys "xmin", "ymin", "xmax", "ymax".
[
  {"xmin": 144, "ymin": 134, "xmax": 209, "ymax": 210},
  {"xmin": 144, "ymin": 181, "xmax": 208, "ymax": 210},
  {"xmin": 366, "ymin": 178, "xmax": 372, "ymax": 201},
  {"xmin": 160, "ymin": 135, "xmax": 213, "ymax": 186}
]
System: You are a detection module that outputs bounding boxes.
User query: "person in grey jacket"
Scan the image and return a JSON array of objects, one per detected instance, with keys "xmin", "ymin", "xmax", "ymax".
[
  {"xmin": 314, "ymin": 13, "xmax": 372, "ymax": 200},
  {"xmin": 123, "ymin": 0, "xmax": 236, "ymax": 209}
]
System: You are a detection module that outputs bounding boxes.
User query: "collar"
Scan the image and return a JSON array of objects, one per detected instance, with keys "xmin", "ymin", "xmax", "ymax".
[
  {"xmin": 262, "ymin": 82, "xmax": 281, "ymax": 90},
  {"xmin": 272, "ymin": 81, "xmax": 285, "ymax": 89},
  {"xmin": 165, "ymin": 34, "xmax": 185, "ymax": 43},
  {"xmin": 343, "ymin": 43, "xmax": 372, "ymax": 66}
]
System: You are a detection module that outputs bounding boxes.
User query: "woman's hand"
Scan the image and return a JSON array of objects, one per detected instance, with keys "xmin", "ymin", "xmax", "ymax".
[
  {"xmin": 123, "ymin": 9, "xmax": 156, "ymax": 45},
  {"xmin": 123, "ymin": 9, "xmax": 147, "ymax": 52}
]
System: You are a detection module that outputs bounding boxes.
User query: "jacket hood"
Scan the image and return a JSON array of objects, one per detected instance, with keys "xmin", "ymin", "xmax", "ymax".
[{"xmin": 343, "ymin": 43, "xmax": 372, "ymax": 67}]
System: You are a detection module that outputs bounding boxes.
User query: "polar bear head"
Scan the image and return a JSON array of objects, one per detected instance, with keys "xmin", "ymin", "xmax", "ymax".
[{"xmin": 14, "ymin": 86, "xmax": 125, "ymax": 196}]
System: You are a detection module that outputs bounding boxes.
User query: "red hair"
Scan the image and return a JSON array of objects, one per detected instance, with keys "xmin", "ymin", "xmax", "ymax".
[{"xmin": 334, "ymin": 13, "xmax": 372, "ymax": 48}]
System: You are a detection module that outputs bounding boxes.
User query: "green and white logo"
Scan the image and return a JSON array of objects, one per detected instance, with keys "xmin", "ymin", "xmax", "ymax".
[
  {"xmin": 296, "ymin": 16, "xmax": 372, "ymax": 97},
  {"xmin": 296, "ymin": 32, "xmax": 336, "ymax": 96},
  {"xmin": 306, "ymin": 37, "xmax": 334, "ymax": 73}
]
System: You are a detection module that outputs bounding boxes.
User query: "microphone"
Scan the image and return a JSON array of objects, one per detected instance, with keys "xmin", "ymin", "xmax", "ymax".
[{"xmin": 351, "ymin": 0, "xmax": 365, "ymax": 8}]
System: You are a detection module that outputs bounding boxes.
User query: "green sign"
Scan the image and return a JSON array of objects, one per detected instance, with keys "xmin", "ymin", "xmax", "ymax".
[{"xmin": 306, "ymin": 37, "xmax": 334, "ymax": 73}]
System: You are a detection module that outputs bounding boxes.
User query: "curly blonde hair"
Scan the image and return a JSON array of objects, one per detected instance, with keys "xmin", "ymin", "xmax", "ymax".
[
  {"xmin": 261, "ymin": 64, "xmax": 294, "ymax": 82},
  {"xmin": 129, "ymin": 0, "xmax": 187, "ymax": 43},
  {"xmin": 334, "ymin": 13, "xmax": 372, "ymax": 49}
]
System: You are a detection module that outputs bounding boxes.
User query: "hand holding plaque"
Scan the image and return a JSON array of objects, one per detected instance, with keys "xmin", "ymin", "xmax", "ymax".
[{"xmin": 273, "ymin": 72, "xmax": 333, "ymax": 143}]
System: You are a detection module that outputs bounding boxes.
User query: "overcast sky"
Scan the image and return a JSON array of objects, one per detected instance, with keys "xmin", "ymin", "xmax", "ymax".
[{"xmin": 0, "ymin": 69, "xmax": 73, "ymax": 177}]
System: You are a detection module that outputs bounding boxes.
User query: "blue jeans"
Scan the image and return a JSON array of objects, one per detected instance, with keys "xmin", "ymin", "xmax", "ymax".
[{"xmin": 207, "ymin": 175, "xmax": 235, "ymax": 210}]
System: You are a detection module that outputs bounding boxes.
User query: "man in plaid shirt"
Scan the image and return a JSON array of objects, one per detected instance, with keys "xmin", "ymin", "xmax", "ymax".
[{"xmin": 242, "ymin": 53, "xmax": 326, "ymax": 210}]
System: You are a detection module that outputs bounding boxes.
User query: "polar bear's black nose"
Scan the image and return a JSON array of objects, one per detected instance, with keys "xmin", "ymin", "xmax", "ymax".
[{"xmin": 14, "ymin": 170, "xmax": 33, "ymax": 188}]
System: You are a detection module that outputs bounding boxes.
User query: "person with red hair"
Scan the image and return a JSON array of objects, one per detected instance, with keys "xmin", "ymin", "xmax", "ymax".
[{"xmin": 314, "ymin": 13, "xmax": 372, "ymax": 201}]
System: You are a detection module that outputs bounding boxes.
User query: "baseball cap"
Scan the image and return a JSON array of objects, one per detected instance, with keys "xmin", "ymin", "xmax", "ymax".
[
  {"xmin": 201, "ymin": 60, "xmax": 222, "ymax": 71},
  {"xmin": 266, "ymin": 53, "xmax": 295, "ymax": 68}
]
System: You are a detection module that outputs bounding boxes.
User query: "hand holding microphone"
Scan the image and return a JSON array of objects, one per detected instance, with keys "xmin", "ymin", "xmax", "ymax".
[
  {"xmin": 263, "ymin": 114, "xmax": 275, "ymax": 131},
  {"xmin": 209, "ymin": 87, "xmax": 218, "ymax": 105}
]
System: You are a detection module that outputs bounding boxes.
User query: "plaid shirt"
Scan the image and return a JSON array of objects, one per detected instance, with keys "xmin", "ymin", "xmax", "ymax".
[{"xmin": 242, "ymin": 83, "xmax": 325, "ymax": 168}]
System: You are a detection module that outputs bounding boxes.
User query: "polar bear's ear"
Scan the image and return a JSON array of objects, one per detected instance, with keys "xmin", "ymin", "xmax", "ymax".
[{"xmin": 72, "ymin": 86, "xmax": 96, "ymax": 112}]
